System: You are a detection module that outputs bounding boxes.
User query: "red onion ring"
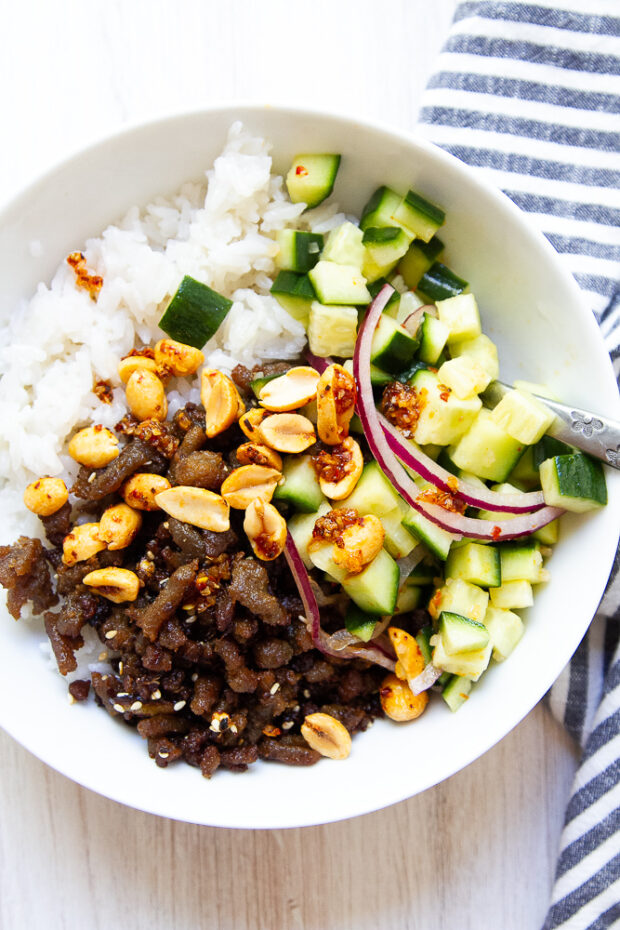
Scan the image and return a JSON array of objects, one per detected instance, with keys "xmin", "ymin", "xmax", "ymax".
[
  {"xmin": 402, "ymin": 307, "xmax": 425, "ymax": 336},
  {"xmin": 353, "ymin": 286, "xmax": 563, "ymax": 541},
  {"xmin": 407, "ymin": 663, "xmax": 442, "ymax": 695}
]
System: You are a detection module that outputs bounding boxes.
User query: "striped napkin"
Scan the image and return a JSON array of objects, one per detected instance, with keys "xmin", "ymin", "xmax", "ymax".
[{"xmin": 416, "ymin": 2, "xmax": 620, "ymax": 927}]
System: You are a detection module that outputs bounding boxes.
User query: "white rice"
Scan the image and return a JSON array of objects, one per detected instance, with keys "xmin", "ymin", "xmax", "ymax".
[{"xmin": 0, "ymin": 122, "xmax": 318, "ymax": 544}]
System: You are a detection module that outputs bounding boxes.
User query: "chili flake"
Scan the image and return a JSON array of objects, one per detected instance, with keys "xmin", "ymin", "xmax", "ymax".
[
  {"xmin": 312, "ymin": 442, "xmax": 353, "ymax": 484},
  {"xmin": 66, "ymin": 251, "xmax": 103, "ymax": 300},
  {"xmin": 295, "ymin": 165, "xmax": 308, "ymax": 177},
  {"xmin": 417, "ymin": 486, "xmax": 467, "ymax": 514},
  {"xmin": 93, "ymin": 379, "xmax": 113, "ymax": 404},
  {"xmin": 381, "ymin": 381, "xmax": 427, "ymax": 438}
]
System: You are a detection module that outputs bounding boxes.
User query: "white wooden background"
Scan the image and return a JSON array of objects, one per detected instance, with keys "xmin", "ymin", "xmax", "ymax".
[{"xmin": 0, "ymin": 2, "xmax": 580, "ymax": 928}]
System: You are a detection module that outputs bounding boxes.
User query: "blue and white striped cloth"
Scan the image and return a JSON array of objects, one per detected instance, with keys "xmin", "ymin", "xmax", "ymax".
[{"xmin": 417, "ymin": 3, "xmax": 620, "ymax": 927}]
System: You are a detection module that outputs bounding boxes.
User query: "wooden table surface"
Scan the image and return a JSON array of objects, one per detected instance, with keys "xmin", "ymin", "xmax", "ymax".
[{"xmin": 0, "ymin": 2, "xmax": 580, "ymax": 928}]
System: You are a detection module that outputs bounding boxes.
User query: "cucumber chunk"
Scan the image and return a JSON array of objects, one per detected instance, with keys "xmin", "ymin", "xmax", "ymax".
[
  {"xmin": 416, "ymin": 626, "xmax": 434, "ymax": 664},
  {"xmin": 449, "ymin": 408, "xmax": 525, "ymax": 483},
  {"xmin": 159, "ymin": 275, "xmax": 232, "ymax": 348},
  {"xmin": 436, "ymin": 293, "xmax": 481, "ymax": 345},
  {"xmin": 438, "ymin": 611, "xmax": 490, "ymax": 655},
  {"xmin": 417, "ymin": 262, "xmax": 468, "ymax": 302},
  {"xmin": 484, "ymin": 606, "xmax": 524, "ymax": 661},
  {"xmin": 336, "ymin": 461, "xmax": 401, "ymax": 517},
  {"xmin": 437, "ymin": 356, "xmax": 491, "ymax": 398},
  {"xmin": 322, "ymin": 222, "xmax": 365, "ymax": 267},
  {"xmin": 431, "ymin": 633, "xmax": 492, "ymax": 681},
  {"xmin": 489, "ymin": 580, "xmax": 534, "ymax": 609},
  {"xmin": 450, "ymin": 333, "xmax": 499, "ymax": 381},
  {"xmin": 395, "ymin": 580, "xmax": 424, "ymax": 614},
  {"xmin": 532, "ymin": 435, "xmax": 575, "ymax": 469},
  {"xmin": 398, "ymin": 236, "xmax": 444, "ymax": 288},
  {"xmin": 362, "ymin": 226, "xmax": 411, "ymax": 282},
  {"xmin": 307, "ymin": 302, "xmax": 358, "ymax": 358},
  {"xmin": 499, "ymin": 540, "xmax": 543, "ymax": 583},
  {"xmin": 442, "ymin": 675, "xmax": 473, "ymax": 711},
  {"xmin": 342, "ymin": 548, "xmax": 400, "ymax": 615},
  {"xmin": 410, "ymin": 369, "xmax": 482, "ymax": 446},
  {"xmin": 308, "ymin": 540, "xmax": 348, "ymax": 584},
  {"xmin": 380, "ymin": 508, "xmax": 418, "ymax": 559},
  {"xmin": 367, "ymin": 278, "xmax": 401, "ymax": 315},
  {"xmin": 273, "ymin": 454, "xmax": 323, "ymax": 513},
  {"xmin": 270, "ymin": 271, "xmax": 317, "ymax": 326},
  {"xmin": 489, "ymin": 388, "xmax": 555, "ymax": 445},
  {"xmin": 393, "ymin": 189, "xmax": 446, "ymax": 243},
  {"xmin": 540, "ymin": 453, "xmax": 607, "ymax": 512},
  {"xmin": 309, "ymin": 260, "xmax": 371, "ymax": 306},
  {"xmin": 360, "ymin": 186, "xmax": 404, "ymax": 232},
  {"xmin": 402, "ymin": 503, "xmax": 457, "ymax": 561},
  {"xmin": 419, "ymin": 314, "xmax": 450, "ymax": 365},
  {"xmin": 276, "ymin": 230, "xmax": 324, "ymax": 273},
  {"xmin": 345, "ymin": 603, "xmax": 378, "ymax": 642},
  {"xmin": 429, "ymin": 577, "xmax": 489, "ymax": 625},
  {"xmin": 371, "ymin": 314, "xmax": 419, "ymax": 374},
  {"xmin": 445, "ymin": 542, "xmax": 501, "ymax": 588},
  {"xmin": 288, "ymin": 502, "xmax": 330, "ymax": 569},
  {"xmin": 286, "ymin": 154, "xmax": 341, "ymax": 208}
]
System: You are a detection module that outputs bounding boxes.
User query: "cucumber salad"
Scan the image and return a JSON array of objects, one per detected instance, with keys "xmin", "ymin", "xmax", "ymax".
[{"xmin": 154, "ymin": 152, "xmax": 608, "ymax": 721}]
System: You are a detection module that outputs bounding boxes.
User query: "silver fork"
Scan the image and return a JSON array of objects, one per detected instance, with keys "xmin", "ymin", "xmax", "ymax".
[{"xmin": 481, "ymin": 381, "xmax": 620, "ymax": 470}]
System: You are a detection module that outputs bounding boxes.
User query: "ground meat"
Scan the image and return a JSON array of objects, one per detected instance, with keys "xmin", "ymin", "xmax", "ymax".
[
  {"xmin": 258, "ymin": 733, "xmax": 321, "ymax": 766},
  {"xmin": 72, "ymin": 439, "xmax": 167, "ymax": 501},
  {"xmin": 229, "ymin": 557, "xmax": 288, "ymax": 626},
  {"xmin": 168, "ymin": 518, "xmax": 238, "ymax": 563},
  {"xmin": 253, "ymin": 638, "xmax": 294, "ymax": 670},
  {"xmin": 231, "ymin": 361, "xmax": 290, "ymax": 395},
  {"xmin": 68, "ymin": 680, "xmax": 91, "ymax": 701},
  {"xmin": 132, "ymin": 561, "xmax": 198, "ymax": 642},
  {"xmin": 56, "ymin": 590, "xmax": 104, "ymax": 637},
  {"xmin": 171, "ymin": 450, "xmax": 229, "ymax": 490},
  {"xmin": 40, "ymin": 501, "xmax": 72, "ymax": 548},
  {"xmin": 0, "ymin": 536, "xmax": 57, "ymax": 619},
  {"xmin": 44, "ymin": 611, "xmax": 83, "ymax": 675}
]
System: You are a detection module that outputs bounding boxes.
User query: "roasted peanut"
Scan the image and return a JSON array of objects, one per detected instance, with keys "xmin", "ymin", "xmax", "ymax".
[
  {"xmin": 201, "ymin": 369, "xmax": 244, "ymax": 438},
  {"xmin": 62, "ymin": 523, "xmax": 106, "ymax": 565},
  {"xmin": 301, "ymin": 712, "xmax": 352, "ymax": 760},
  {"xmin": 68, "ymin": 425, "xmax": 120, "ymax": 468},
  {"xmin": 154, "ymin": 338, "xmax": 204, "ymax": 377},
  {"xmin": 82, "ymin": 567, "xmax": 140, "ymax": 603},
  {"xmin": 380, "ymin": 673, "xmax": 428, "ymax": 721},
  {"xmin": 220, "ymin": 465, "xmax": 281, "ymax": 510},
  {"xmin": 23, "ymin": 477, "xmax": 68, "ymax": 516},
  {"xmin": 243, "ymin": 498, "xmax": 287, "ymax": 561},
  {"xmin": 120, "ymin": 473, "xmax": 171, "ymax": 511},
  {"xmin": 98, "ymin": 502, "xmax": 143, "ymax": 550},
  {"xmin": 316, "ymin": 363, "xmax": 356, "ymax": 445},
  {"xmin": 332, "ymin": 513, "xmax": 385, "ymax": 574},
  {"xmin": 388, "ymin": 627, "xmax": 425, "ymax": 682},
  {"xmin": 315, "ymin": 436, "xmax": 363, "ymax": 500},
  {"xmin": 236, "ymin": 441, "xmax": 283, "ymax": 471},
  {"xmin": 239, "ymin": 407, "xmax": 270, "ymax": 440},
  {"xmin": 118, "ymin": 355, "xmax": 158, "ymax": 383},
  {"xmin": 258, "ymin": 413, "xmax": 316, "ymax": 453},
  {"xmin": 258, "ymin": 366, "xmax": 320, "ymax": 412},
  {"xmin": 155, "ymin": 485, "xmax": 230, "ymax": 531},
  {"xmin": 125, "ymin": 368, "xmax": 167, "ymax": 421}
]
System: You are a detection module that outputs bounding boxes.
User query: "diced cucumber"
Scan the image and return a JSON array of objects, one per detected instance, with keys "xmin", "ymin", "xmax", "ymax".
[
  {"xmin": 445, "ymin": 542, "xmax": 501, "ymax": 588},
  {"xmin": 307, "ymin": 302, "xmax": 358, "ymax": 358},
  {"xmin": 417, "ymin": 262, "xmax": 468, "ymax": 302},
  {"xmin": 449, "ymin": 408, "xmax": 525, "ymax": 483},
  {"xmin": 490, "ymin": 388, "xmax": 555, "ymax": 445},
  {"xmin": 371, "ymin": 314, "xmax": 419, "ymax": 374},
  {"xmin": 276, "ymin": 230, "xmax": 323, "ymax": 273},
  {"xmin": 442, "ymin": 674, "xmax": 473, "ymax": 711},
  {"xmin": 489, "ymin": 580, "xmax": 534, "ymax": 609},
  {"xmin": 367, "ymin": 278, "xmax": 401, "ymax": 315},
  {"xmin": 419, "ymin": 314, "xmax": 450, "ymax": 365},
  {"xmin": 322, "ymin": 221, "xmax": 365, "ymax": 266},
  {"xmin": 409, "ymin": 562, "xmax": 439, "ymax": 585},
  {"xmin": 398, "ymin": 359, "xmax": 430, "ymax": 383},
  {"xmin": 307, "ymin": 540, "xmax": 348, "ymax": 584},
  {"xmin": 533, "ymin": 518, "xmax": 560, "ymax": 545},
  {"xmin": 343, "ymin": 358, "xmax": 392, "ymax": 388},
  {"xmin": 360, "ymin": 186, "xmax": 404, "ymax": 232},
  {"xmin": 394, "ymin": 290, "xmax": 426, "ymax": 326},
  {"xmin": 429, "ymin": 577, "xmax": 489, "ymax": 625},
  {"xmin": 393, "ymin": 189, "xmax": 446, "ymax": 243},
  {"xmin": 308, "ymin": 261, "xmax": 371, "ymax": 306},
  {"xmin": 362, "ymin": 227, "xmax": 411, "ymax": 282},
  {"xmin": 436, "ymin": 293, "xmax": 481, "ymax": 346},
  {"xmin": 438, "ymin": 611, "xmax": 490, "ymax": 655},
  {"xmin": 273, "ymin": 454, "xmax": 323, "ymax": 513},
  {"xmin": 507, "ymin": 446, "xmax": 540, "ymax": 490},
  {"xmin": 342, "ymin": 548, "xmax": 400, "ymax": 615},
  {"xmin": 395, "ymin": 579, "xmax": 424, "ymax": 614},
  {"xmin": 286, "ymin": 154, "xmax": 341, "ymax": 208},
  {"xmin": 270, "ymin": 271, "xmax": 317, "ymax": 326},
  {"xmin": 531, "ymin": 435, "xmax": 575, "ymax": 469},
  {"xmin": 437, "ymin": 356, "xmax": 491, "ymax": 398},
  {"xmin": 336, "ymin": 461, "xmax": 401, "ymax": 517},
  {"xmin": 159, "ymin": 275, "xmax": 232, "ymax": 349},
  {"xmin": 416, "ymin": 626, "xmax": 434, "ymax": 664},
  {"xmin": 345, "ymin": 603, "xmax": 378, "ymax": 642},
  {"xmin": 288, "ymin": 502, "xmax": 330, "ymax": 569},
  {"xmin": 484, "ymin": 606, "xmax": 524, "ymax": 661},
  {"xmin": 409, "ymin": 369, "xmax": 482, "ymax": 446},
  {"xmin": 540, "ymin": 453, "xmax": 607, "ymax": 512},
  {"xmin": 398, "ymin": 236, "xmax": 444, "ymax": 288},
  {"xmin": 380, "ymin": 508, "xmax": 418, "ymax": 559},
  {"xmin": 431, "ymin": 633, "xmax": 492, "ymax": 681},
  {"xmin": 499, "ymin": 540, "xmax": 544, "ymax": 583},
  {"xmin": 450, "ymin": 333, "xmax": 499, "ymax": 381},
  {"xmin": 402, "ymin": 505, "xmax": 456, "ymax": 561}
]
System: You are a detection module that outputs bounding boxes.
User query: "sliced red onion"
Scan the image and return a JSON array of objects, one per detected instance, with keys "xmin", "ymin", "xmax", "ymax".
[
  {"xmin": 305, "ymin": 350, "xmax": 332, "ymax": 374},
  {"xmin": 396, "ymin": 545, "xmax": 425, "ymax": 587},
  {"xmin": 402, "ymin": 307, "xmax": 425, "ymax": 337},
  {"xmin": 380, "ymin": 414, "xmax": 545, "ymax": 514},
  {"xmin": 407, "ymin": 663, "xmax": 442, "ymax": 695},
  {"xmin": 284, "ymin": 533, "xmax": 395, "ymax": 672},
  {"xmin": 353, "ymin": 286, "xmax": 563, "ymax": 542}
]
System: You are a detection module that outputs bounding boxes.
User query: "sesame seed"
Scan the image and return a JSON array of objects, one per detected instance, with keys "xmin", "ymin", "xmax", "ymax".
[
  {"xmin": 173, "ymin": 700, "xmax": 186, "ymax": 712},
  {"xmin": 191, "ymin": 673, "xmax": 198, "ymax": 682},
  {"xmin": 88, "ymin": 472, "xmax": 97, "ymax": 484},
  {"xmin": 303, "ymin": 689, "xmax": 311, "ymax": 698},
  {"xmin": 159, "ymin": 751, "xmax": 169, "ymax": 759},
  {"xmin": 130, "ymin": 701, "xmax": 143, "ymax": 711},
  {"xmin": 151, "ymin": 689, "xmax": 162, "ymax": 700},
  {"xmin": 163, "ymin": 521, "xmax": 169, "ymax": 529},
  {"xmin": 185, "ymin": 614, "xmax": 197, "ymax": 624},
  {"xmin": 119, "ymin": 662, "xmax": 124, "ymax": 674},
  {"xmin": 146, "ymin": 550, "xmax": 155, "ymax": 560},
  {"xmin": 98, "ymin": 651, "xmax": 108, "ymax": 661},
  {"xmin": 67, "ymin": 693, "xmax": 76, "ymax": 705},
  {"xmin": 104, "ymin": 630, "xmax": 117, "ymax": 640},
  {"xmin": 293, "ymin": 705, "xmax": 300, "ymax": 713},
  {"xmin": 209, "ymin": 720, "xmax": 220, "ymax": 733},
  {"xmin": 117, "ymin": 692, "xmax": 129, "ymax": 697},
  {"xmin": 229, "ymin": 724, "xmax": 238, "ymax": 734},
  {"xmin": 282, "ymin": 720, "xmax": 294, "ymax": 730},
  {"xmin": 113, "ymin": 704, "xmax": 125, "ymax": 713},
  {"xmin": 101, "ymin": 674, "xmax": 109, "ymax": 681},
  {"xmin": 269, "ymin": 683, "xmax": 280, "ymax": 695}
]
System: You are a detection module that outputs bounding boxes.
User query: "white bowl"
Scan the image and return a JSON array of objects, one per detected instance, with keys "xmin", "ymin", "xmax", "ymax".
[{"xmin": 0, "ymin": 104, "xmax": 618, "ymax": 829}]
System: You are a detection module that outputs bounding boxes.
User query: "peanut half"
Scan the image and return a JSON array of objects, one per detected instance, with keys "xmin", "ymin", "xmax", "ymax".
[
  {"xmin": 68, "ymin": 425, "xmax": 120, "ymax": 469},
  {"xmin": 62, "ymin": 523, "xmax": 106, "ymax": 565},
  {"xmin": 23, "ymin": 477, "xmax": 68, "ymax": 516},
  {"xmin": 155, "ymin": 485, "xmax": 230, "ymax": 532},
  {"xmin": 121, "ymin": 473, "xmax": 171, "ymax": 511},
  {"xmin": 243, "ymin": 498, "xmax": 287, "ymax": 561},
  {"xmin": 118, "ymin": 355, "xmax": 158, "ymax": 384},
  {"xmin": 316, "ymin": 363, "xmax": 356, "ymax": 445},
  {"xmin": 98, "ymin": 502, "xmax": 143, "ymax": 550},
  {"xmin": 82, "ymin": 567, "xmax": 140, "ymax": 603},
  {"xmin": 220, "ymin": 465, "xmax": 282, "ymax": 510},
  {"xmin": 332, "ymin": 513, "xmax": 385, "ymax": 574},
  {"xmin": 301, "ymin": 712, "xmax": 352, "ymax": 760},
  {"xmin": 201, "ymin": 369, "xmax": 245, "ymax": 438},
  {"xmin": 258, "ymin": 366, "xmax": 320, "ymax": 412},
  {"xmin": 154, "ymin": 338, "xmax": 204, "ymax": 377},
  {"xmin": 238, "ymin": 407, "xmax": 270, "ymax": 441},
  {"xmin": 236, "ymin": 441, "xmax": 283, "ymax": 471},
  {"xmin": 315, "ymin": 436, "xmax": 363, "ymax": 500},
  {"xmin": 388, "ymin": 627, "xmax": 425, "ymax": 682},
  {"xmin": 125, "ymin": 369, "xmax": 167, "ymax": 422},
  {"xmin": 258, "ymin": 413, "xmax": 316, "ymax": 454},
  {"xmin": 380, "ymin": 673, "xmax": 428, "ymax": 722}
]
